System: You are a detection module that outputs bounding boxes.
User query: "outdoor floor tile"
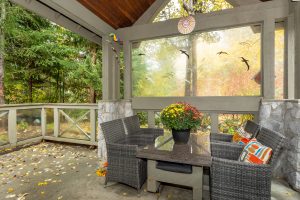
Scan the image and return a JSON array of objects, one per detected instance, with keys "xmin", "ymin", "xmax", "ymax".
[{"xmin": 0, "ymin": 142, "xmax": 299, "ymax": 200}]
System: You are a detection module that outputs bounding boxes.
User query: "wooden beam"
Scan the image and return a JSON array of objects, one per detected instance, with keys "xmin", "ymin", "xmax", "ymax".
[
  {"xmin": 286, "ymin": 11, "xmax": 295, "ymax": 99},
  {"xmin": 44, "ymin": 136, "xmax": 97, "ymax": 146},
  {"xmin": 102, "ymin": 38, "xmax": 114, "ymax": 100},
  {"xmin": 117, "ymin": 0, "xmax": 288, "ymax": 41},
  {"xmin": 53, "ymin": 108, "xmax": 60, "ymax": 137},
  {"xmin": 10, "ymin": 0, "xmax": 102, "ymax": 45},
  {"xmin": 134, "ymin": 0, "xmax": 170, "ymax": 25},
  {"xmin": 112, "ymin": 43, "xmax": 120, "ymax": 100},
  {"xmin": 123, "ymin": 41, "xmax": 132, "ymax": 99},
  {"xmin": 132, "ymin": 97, "xmax": 261, "ymax": 112},
  {"xmin": 8, "ymin": 109, "xmax": 17, "ymax": 145},
  {"xmin": 262, "ymin": 17, "xmax": 275, "ymax": 99},
  {"xmin": 42, "ymin": 0, "xmax": 115, "ymax": 36},
  {"xmin": 294, "ymin": 2, "xmax": 300, "ymax": 98}
]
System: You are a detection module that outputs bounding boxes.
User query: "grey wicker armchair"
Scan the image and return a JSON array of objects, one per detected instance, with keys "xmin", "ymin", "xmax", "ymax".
[
  {"xmin": 100, "ymin": 118, "xmax": 155, "ymax": 190},
  {"xmin": 210, "ymin": 127, "xmax": 286, "ymax": 200},
  {"xmin": 123, "ymin": 115, "xmax": 164, "ymax": 138},
  {"xmin": 210, "ymin": 120, "xmax": 260, "ymax": 143}
]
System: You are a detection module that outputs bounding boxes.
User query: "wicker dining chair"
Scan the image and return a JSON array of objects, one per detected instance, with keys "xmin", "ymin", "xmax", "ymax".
[
  {"xmin": 123, "ymin": 115, "xmax": 164, "ymax": 138},
  {"xmin": 210, "ymin": 127, "xmax": 286, "ymax": 200},
  {"xmin": 210, "ymin": 120, "xmax": 260, "ymax": 143},
  {"xmin": 100, "ymin": 118, "xmax": 154, "ymax": 190}
]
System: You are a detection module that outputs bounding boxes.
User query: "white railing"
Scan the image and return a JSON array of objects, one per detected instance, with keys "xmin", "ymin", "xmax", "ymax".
[{"xmin": 0, "ymin": 104, "xmax": 98, "ymax": 149}]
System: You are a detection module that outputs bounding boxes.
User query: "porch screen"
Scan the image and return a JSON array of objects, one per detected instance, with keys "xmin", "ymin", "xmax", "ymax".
[{"xmin": 132, "ymin": 24, "xmax": 262, "ymax": 97}]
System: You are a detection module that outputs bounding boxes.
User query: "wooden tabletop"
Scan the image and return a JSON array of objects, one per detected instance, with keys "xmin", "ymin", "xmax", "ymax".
[{"xmin": 136, "ymin": 131, "xmax": 212, "ymax": 167}]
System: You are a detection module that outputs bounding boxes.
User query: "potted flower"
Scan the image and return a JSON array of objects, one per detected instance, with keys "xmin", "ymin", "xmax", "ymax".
[
  {"xmin": 161, "ymin": 102, "xmax": 202, "ymax": 144},
  {"xmin": 96, "ymin": 161, "xmax": 108, "ymax": 184}
]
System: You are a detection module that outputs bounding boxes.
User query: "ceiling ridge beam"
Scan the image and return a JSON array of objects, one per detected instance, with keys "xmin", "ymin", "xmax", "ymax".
[
  {"xmin": 134, "ymin": 0, "xmax": 170, "ymax": 25},
  {"xmin": 47, "ymin": 0, "xmax": 115, "ymax": 36},
  {"xmin": 117, "ymin": 0, "xmax": 288, "ymax": 41},
  {"xmin": 10, "ymin": 0, "xmax": 102, "ymax": 45}
]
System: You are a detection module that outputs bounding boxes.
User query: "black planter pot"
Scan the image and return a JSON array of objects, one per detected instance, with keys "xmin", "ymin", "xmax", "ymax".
[{"xmin": 172, "ymin": 129, "xmax": 191, "ymax": 144}]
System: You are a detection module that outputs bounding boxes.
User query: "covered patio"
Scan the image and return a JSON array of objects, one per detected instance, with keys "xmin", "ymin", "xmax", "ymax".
[{"xmin": 1, "ymin": 0, "xmax": 300, "ymax": 199}]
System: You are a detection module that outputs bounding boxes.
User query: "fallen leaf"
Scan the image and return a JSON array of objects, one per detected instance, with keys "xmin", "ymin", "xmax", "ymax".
[
  {"xmin": 7, "ymin": 188, "xmax": 14, "ymax": 193},
  {"xmin": 38, "ymin": 182, "xmax": 48, "ymax": 186}
]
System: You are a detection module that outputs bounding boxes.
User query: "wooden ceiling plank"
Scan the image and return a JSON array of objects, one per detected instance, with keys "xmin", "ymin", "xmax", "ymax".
[
  {"xmin": 77, "ymin": 0, "xmax": 156, "ymax": 29},
  {"xmin": 78, "ymin": 0, "xmax": 120, "ymax": 29}
]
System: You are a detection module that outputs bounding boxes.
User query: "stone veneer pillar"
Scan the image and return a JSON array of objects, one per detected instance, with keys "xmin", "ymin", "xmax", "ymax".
[
  {"xmin": 97, "ymin": 100, "xmax": 133, "ymax": 159},
  {"xmin": 259, "ymin": 100, "xmax": 300, "ymax": 191}
]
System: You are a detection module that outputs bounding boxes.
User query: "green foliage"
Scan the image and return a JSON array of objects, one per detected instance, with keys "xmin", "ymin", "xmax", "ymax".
[
  {"xmin": 136, "ymin": 112, "xmax": 148, "ymax": 127},
  {"xmin": 17, "ymin": 120, "xmax": 29, "ymax": 131},
  {"xmin": 2, "ymin": 1, "xmax": 104, "ymax": 103},
  {"xmin": 218, "ymin": 114, "xmax": 254, "ymax": 134}
]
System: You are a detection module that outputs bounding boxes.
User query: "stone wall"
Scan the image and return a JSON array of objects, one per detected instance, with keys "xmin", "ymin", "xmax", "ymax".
[
  {"xmin": 97, "ymin": 100, "xmax": 133, "ymax": 159},
  {"xmin": 259, "ymin": 100, "xmax": 300, "ymax": 191}
]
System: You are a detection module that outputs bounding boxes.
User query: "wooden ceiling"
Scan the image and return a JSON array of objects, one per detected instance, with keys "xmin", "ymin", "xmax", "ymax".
[
  {"xmin": 78, "ymin": 0, "xmax": 273, "ymax": 29},
  {"xmin": 77, "ymin": 0, "xmax": 156, "ymax": 29}
]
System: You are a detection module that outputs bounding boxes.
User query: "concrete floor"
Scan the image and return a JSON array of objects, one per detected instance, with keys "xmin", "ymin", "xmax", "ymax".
[{"xmin": 0, "ymin": 142, "xmax": 299, "ymax": 200}]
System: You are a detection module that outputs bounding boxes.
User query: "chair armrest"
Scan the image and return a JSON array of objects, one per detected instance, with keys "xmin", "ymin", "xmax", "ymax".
[
  {"xmin": 129, "ymin": 134, "xmax": 156, "ymax": 146},
  {"xmin": 140, "ymin": 128, "xmax": 164, "ymax": 137},
  {"xmin": 106, "ymin": 143, "xmax": 138, "ymax": 158},
  {"xmin": 211, "ymin": 157, "xmax": 272, "ymax": 199},
  {"xmin": 210, "ymin": 133, "xmax": 233, "ymax": 142},
  {"xmin": 211, "ymin": 141, "xmax": 244, "ymax": 160}
]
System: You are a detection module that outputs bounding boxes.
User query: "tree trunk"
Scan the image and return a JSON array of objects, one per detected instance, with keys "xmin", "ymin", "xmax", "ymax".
[
  {"xmin": 56, "ymin": 71, "xmax": 60, "ymax": 102},
  {"xmin": 185, "ymin": 34, "xmax": 198, "ymax": 97},
  {"xmin": 191, "ymin": 35, "xmax": 197, "ymax": 96},
  {"xmin": 89, "ymin": 44, "xmax": 97, "ymax": 103},
  {"xmin": 184, "ymin": 58, "xmax": 191, "ymax": 96},
  {"xmin": 29, "ymin": 76, "xmax": 33, "ymax": 103},
  {"xmin": 0, "ymin": 0, "xmax": 6, "ymax": 104}
]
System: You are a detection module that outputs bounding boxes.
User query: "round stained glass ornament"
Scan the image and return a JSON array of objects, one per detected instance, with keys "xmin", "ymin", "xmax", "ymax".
[{"xmin": 178, "ymin": 16, "xmax": 196, "ymax": 34}]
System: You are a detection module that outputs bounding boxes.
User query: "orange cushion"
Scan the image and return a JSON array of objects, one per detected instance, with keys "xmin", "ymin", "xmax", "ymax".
[
  {"xmin": 232, "ymin": 127, "xmax": 251, "ymax": 145},
  {"xmin": 239, "ymin": 138, "xmax": 272, "ymax": 165}
]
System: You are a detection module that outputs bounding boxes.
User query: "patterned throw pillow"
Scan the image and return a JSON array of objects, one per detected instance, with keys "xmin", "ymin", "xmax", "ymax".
[
  {"xmin": 232, "ymin": 127, "xmax": 251, "ymax": 145},
  {"xmin": 239, "ymin": 138, "xmax": 273, "ymax": 165}
]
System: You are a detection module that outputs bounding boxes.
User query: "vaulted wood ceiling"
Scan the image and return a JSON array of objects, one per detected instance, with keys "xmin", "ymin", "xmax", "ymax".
[
  {"xmin": 78, "ymin": 0, "xmax": 273, "ymax": 29},
  {"xmin": 77, "ymin": 0, "xmax": 156, "ymax": 29}
]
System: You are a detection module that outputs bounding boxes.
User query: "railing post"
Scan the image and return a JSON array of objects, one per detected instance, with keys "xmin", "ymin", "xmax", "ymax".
[
  {"xmin": 148, "ymin": 111, "xmax": 155, "ymax": 128},
  {"xmin": 41, "ymin": 108, "xmax": 46, "ymax": 137},
  {"xmin": 210, "ymin": 113, "xmax": 219, "ymax": 134},
  {"xmin": 90, "ymin": 109, "xmax": 96, "ymax": 143},
  {"xmin": 8, "ymin": 109, "xmax": 17, "ymax": 146},
  {"xmin": 54, "ymin": 108, "xmax": 60, "ymax": 137}
]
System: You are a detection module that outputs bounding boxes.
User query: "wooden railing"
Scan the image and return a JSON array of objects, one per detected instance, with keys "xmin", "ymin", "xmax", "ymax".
[
  {"xmin": 0, "ymin": 104, "xmax": 98, "ymax": 149},
  {"xmin": 132, "ymin": 97, "xmax": 261, "ymax": 133},
  {"xmin": 0, "ymin": 97, "xmax": 262, "ymax": 149}
]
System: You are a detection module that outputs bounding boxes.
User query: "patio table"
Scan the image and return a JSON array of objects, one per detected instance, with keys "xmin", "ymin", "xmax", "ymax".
[{"xmin": 136, "ymin": 132, "xmax": 211, "ymax": 200}]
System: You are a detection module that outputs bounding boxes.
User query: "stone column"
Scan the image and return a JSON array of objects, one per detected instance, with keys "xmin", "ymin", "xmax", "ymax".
[
  {"xmin": 97, "ymin": 100, "xmax": 133, "ymax": 159},
  {"xmin": 259, "ymin": 100, "xmax": 300, "ymax": 191}
]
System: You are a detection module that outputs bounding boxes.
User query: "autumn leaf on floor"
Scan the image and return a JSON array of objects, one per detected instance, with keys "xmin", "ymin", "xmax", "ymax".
[
  {"xmin": 7, "ymin": 188, "xmax": 14, "ymax": 193},
  {"xmin": 38, "ymin": 182, "xmax": 48, "ymax": 186}
]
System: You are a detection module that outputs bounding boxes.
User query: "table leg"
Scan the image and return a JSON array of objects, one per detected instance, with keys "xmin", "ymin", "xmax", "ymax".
[
  {"xmin": 147, "ymin": 160, "xmax": 160, "ymax": 192},
  {"xmin": 192, "ymin": 166, "xmax": 203, "ymax": 200}
]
